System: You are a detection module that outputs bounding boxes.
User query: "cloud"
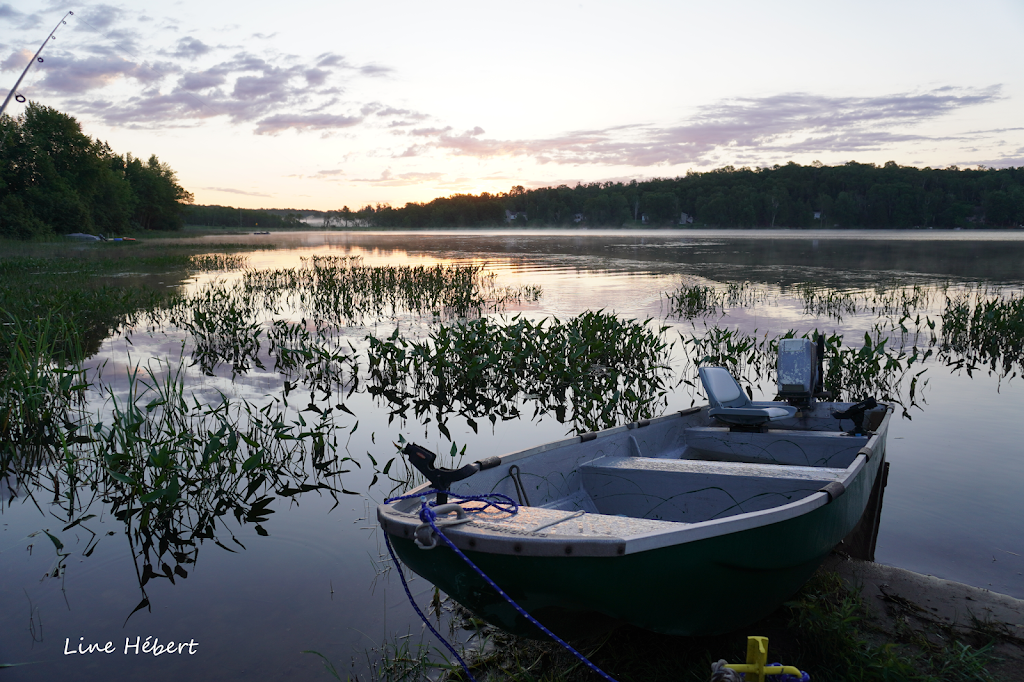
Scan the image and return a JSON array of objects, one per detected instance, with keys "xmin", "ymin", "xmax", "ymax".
[
  {"xmin": 353, "ymin": 169, "xmax": 445, "ymax": 186},
  {"xmin": 78, "ymin": 5, "xmax": 124, "ymax": 32},
  {"xmin": 1, "ymin": 47, "xmax": 31, "ymax": 71},
  {"xmin": 35, "ymin": 54, "xmax": 156, "ymax": 94},
  {"xmin": 202, "ymin": 186, "xmax": 272, "ymax": 197},
  {"xmin": 39, "ymin": 46, "xmax": 377, "ymax": 134},
  {"xmin": 408, "ymin": 126, "xmax": 452, "ymax": 136},
  {"xmin": 359, "ymin": 64, "xmax": 392, "ymax": 77},
  {"xmin": 0, "ymin": 3, "xmax": 41, "ymax": 29},
  {"xmin": 966, "ymin": 145, "xmax": 1024, "ymax": 169},
  {"xmin": 9, "ymin": 6, "xmax": 390, "ymax": 137},
  {"xmin": 254, "ymin": 113, "xmax": 362, "ymax": 135},
  {"xmin": 316, "ymin": 53, "xmax": 346, "ymax": 68},
  {"xmin": 361, "ymin": 103, "xmax": 428, "ymax": 122},
  {"xmin": 425, "ymin": 87, "xmax": 1003, "ymax": 167},
  {"xmin": 394, "ymin": 145, "xmax": 428, "ymax": 158},
  {"xmin": 178, "ymin": 70, "xmax": 225, "ymax": 91},
  {"xmin": 171, "ymin": 36, "xmax": 211, "ymax": 59},
  {"xmin": 287, "ymin": 168, "xmax": 349, "ymax": 181},
  {"xmin": 0, "ymin": 3, "xmax": 24, "ymax": 21}
]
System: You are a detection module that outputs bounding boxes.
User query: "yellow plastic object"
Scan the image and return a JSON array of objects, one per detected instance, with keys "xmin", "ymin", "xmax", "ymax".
[{"xmin": 723, "ymin": 636, "xmax": 804, "ymax": 682}]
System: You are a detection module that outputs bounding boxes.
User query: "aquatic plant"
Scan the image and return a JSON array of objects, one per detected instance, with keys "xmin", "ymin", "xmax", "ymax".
[
  {"xmin": 241, "ymin": 258, "xmax": 495, "ymax": 324},
  {"xmin": 0, "ymin": 314, "xmax": 90, "ymax": 463},
  {"xmin": 186, "ymin": 253, "xmax": 250, "ymax": 271},
  {"xmin": 8, "ymin": 357, "xmax": 357, "ymax": 613},
  {"xmin": 664, "ymin": 280, "xmax": 773, "ymax": 320},
  {"xmin": 167, "ymin": 280, "xmax": 266, "ymax": 376},
  {"xmin": 796, "ymin": 284, "xmax": 859, "ymax": 322},
  {"xmin": 366, "ymin": 312, "xmax": 674, "ymax": 436},
  {"xmin": 679, "ymin": 324, "xmax": 930, "ymax": 416},
  {"xmin": 940, "ymin": 289, "xmax": 1024, "ymax": 379},
  {"xmin": 665, "ymin": 283, "xmax": 724, "ymax": 319},
  {"xmin": 267, "ymin": 319, "xmax": 361, "ymax": 400}
]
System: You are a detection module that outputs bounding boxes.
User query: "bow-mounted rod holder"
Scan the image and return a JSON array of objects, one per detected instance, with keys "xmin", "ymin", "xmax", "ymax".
[
  {"xmin": 401, "ymin": 443, "xmax": 501, "ymax": 504},
  {"xmin": 832, "ymin": 397, "xmax": 878, "ymax": 435}
]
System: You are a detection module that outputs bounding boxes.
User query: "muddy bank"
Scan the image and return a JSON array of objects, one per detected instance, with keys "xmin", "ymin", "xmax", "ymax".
[{"xmin": 824, "ymin": 554, "xmax": 1024, "ymax": 681}]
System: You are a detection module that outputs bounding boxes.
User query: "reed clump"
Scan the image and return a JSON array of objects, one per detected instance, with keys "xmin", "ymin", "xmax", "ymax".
[{"xmin": 664, "ymin": 281, "xmax": 772, "ymax": 320}]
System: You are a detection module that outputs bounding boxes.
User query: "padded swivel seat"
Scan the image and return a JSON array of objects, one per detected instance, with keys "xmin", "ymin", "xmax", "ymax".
[{"xmin": 698, "ymin": 366, "xmax": 798, "ymax": 427}]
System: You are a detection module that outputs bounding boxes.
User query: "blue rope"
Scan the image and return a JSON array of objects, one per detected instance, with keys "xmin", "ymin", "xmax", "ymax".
[
  {"xmin": 385, "ymin": 491, "xmax": 806, "ymax": 682},
  {"xmin": 382, "ymin": 531, "xmax": 478, "ymax": 682},
  {"xmin": 772, "ymin": 664, "xmax": 811, "ymax": 682},
  {"xmin": 415, "ymin": 497, "xmax": 621, "ymax": 682}
]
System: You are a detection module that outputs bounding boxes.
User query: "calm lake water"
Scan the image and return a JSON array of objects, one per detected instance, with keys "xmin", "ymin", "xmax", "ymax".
[{"xmin": 2, "ymin": 229, "xmax": 1023, "ymax": 681}]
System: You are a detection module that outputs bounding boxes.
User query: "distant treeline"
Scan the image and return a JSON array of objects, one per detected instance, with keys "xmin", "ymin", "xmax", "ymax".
[
  {"xmin": 182, "ymin": 205, "xmax": 306, "ymax": 228},
  {"xmin": 345, "ymin": 162, "xmax": 1024, "ymax": 229},
  {"xmin": 0, "ymin": 103, "xmax": 193, "ymax": 239}
]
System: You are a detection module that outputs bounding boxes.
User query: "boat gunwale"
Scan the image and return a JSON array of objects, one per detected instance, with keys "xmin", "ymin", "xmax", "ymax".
[{"xmin": 377, "ymin": 404, "xmax": 891, "ymax": 558}]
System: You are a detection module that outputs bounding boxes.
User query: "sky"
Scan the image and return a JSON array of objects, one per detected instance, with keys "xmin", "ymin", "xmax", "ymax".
[{"xmin": 1, "ymin": 0, "xmax": 1023, "ymax": 211}]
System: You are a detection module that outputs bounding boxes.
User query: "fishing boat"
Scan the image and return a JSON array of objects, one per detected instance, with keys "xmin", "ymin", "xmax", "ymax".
[{"xmin": 377, "ymin": 339, "xmax": 891, "ymax": 637}]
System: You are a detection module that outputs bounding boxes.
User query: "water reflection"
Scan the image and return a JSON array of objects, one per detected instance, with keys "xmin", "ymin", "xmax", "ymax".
[{"xmin": 3, "ymin": 230, "xmax": 1024, "ymax": 681}]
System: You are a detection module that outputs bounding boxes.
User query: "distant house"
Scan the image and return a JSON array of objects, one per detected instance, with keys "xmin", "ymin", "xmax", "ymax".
[
  {"xmin": 505, "ymin": 210, "xmax": 527, "ymax": 223},
  {"xmin": 813, "ymin": 211, "xmax": 822, "ymax": 220},
  {"xmin": 573, "ymin": 213, "xmax": 584, "ymax": 224},
  {"xmin": 679, "ymin": 212, "xmax": 694, "ymax": 224},
  {"xmin": 641, "ymin": 213, "xmax": 649, "ymax": 224}
]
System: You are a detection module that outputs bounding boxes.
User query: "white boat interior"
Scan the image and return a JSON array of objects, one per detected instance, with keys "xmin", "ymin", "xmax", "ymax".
[{"xmin": 379, "ymin": 398, "xmax": 889, "ymax": 557}]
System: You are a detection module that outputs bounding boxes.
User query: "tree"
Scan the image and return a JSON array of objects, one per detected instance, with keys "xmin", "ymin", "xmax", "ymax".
[
  {"xmin": 642, "ymin": 192, "xmax": 679, "ymax": 225},
  {"xmin": 0, "ymin": 103, "xmax": 191, "ymax": 238},
  {"xmin": 125, "ymin": 154, "xmax": 193, "ymax": 231}
]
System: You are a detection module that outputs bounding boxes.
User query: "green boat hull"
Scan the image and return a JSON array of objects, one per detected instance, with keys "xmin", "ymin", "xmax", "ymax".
[{"xmin": 389, "ymin": 450, "xmax": 882, "ymax": 638}]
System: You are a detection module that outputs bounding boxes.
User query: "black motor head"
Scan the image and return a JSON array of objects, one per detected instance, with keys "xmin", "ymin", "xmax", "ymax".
[{"xmin": 832, "ymin": 397, "xmax": 879, "ymax": 434}]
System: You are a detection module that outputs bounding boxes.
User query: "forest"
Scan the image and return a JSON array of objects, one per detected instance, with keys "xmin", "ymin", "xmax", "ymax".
[
  {"xmin": 181, "ymin": 204, "xmax": 307, "ymax": 228},
  {"xmin": 0, "ymin": 103, "xmax": 192, "ymax": 239},
  {"xmin": 3, "ymin": 101, "xmax": 1023, "ymax": 238},
  {"xmin": 343, "ymin": 162, "xmax": 1024, "ymax": 229}
]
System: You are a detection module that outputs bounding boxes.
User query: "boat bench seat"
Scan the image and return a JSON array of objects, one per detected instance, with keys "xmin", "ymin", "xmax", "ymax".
[
  {"xmin": 681, "ymin": 427, "xmax": 868, "ymax": 469},
  {"xmin": 580, "ymin": 456, "xmax": 846, "ymax": 523}
]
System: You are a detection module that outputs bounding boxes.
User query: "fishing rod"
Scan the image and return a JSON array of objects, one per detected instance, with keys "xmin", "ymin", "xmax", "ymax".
[{"xmin": 0, "ymin": 10, "xmax": 74, "ymax": 147}]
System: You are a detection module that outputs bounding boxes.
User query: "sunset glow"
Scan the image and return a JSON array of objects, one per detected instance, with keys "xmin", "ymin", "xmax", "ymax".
[{"xmin": 2, "ymin": 0, "xmax": 1022, "ymax": 211}]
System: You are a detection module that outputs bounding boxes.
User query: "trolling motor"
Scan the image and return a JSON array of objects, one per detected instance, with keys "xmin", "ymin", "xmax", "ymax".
[
  {"xmin": 832, "ymin": 397, "xmax": 878, "ymax": 435},
  {"xmin": 400, "ymin": 443, "xmax": 501, "ymax": 504}
]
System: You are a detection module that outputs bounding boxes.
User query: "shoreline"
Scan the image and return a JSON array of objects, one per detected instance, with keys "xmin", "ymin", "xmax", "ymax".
[{"xmin": 823, "ymin": 553, "xmax": 1024, "ymax": 680}]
